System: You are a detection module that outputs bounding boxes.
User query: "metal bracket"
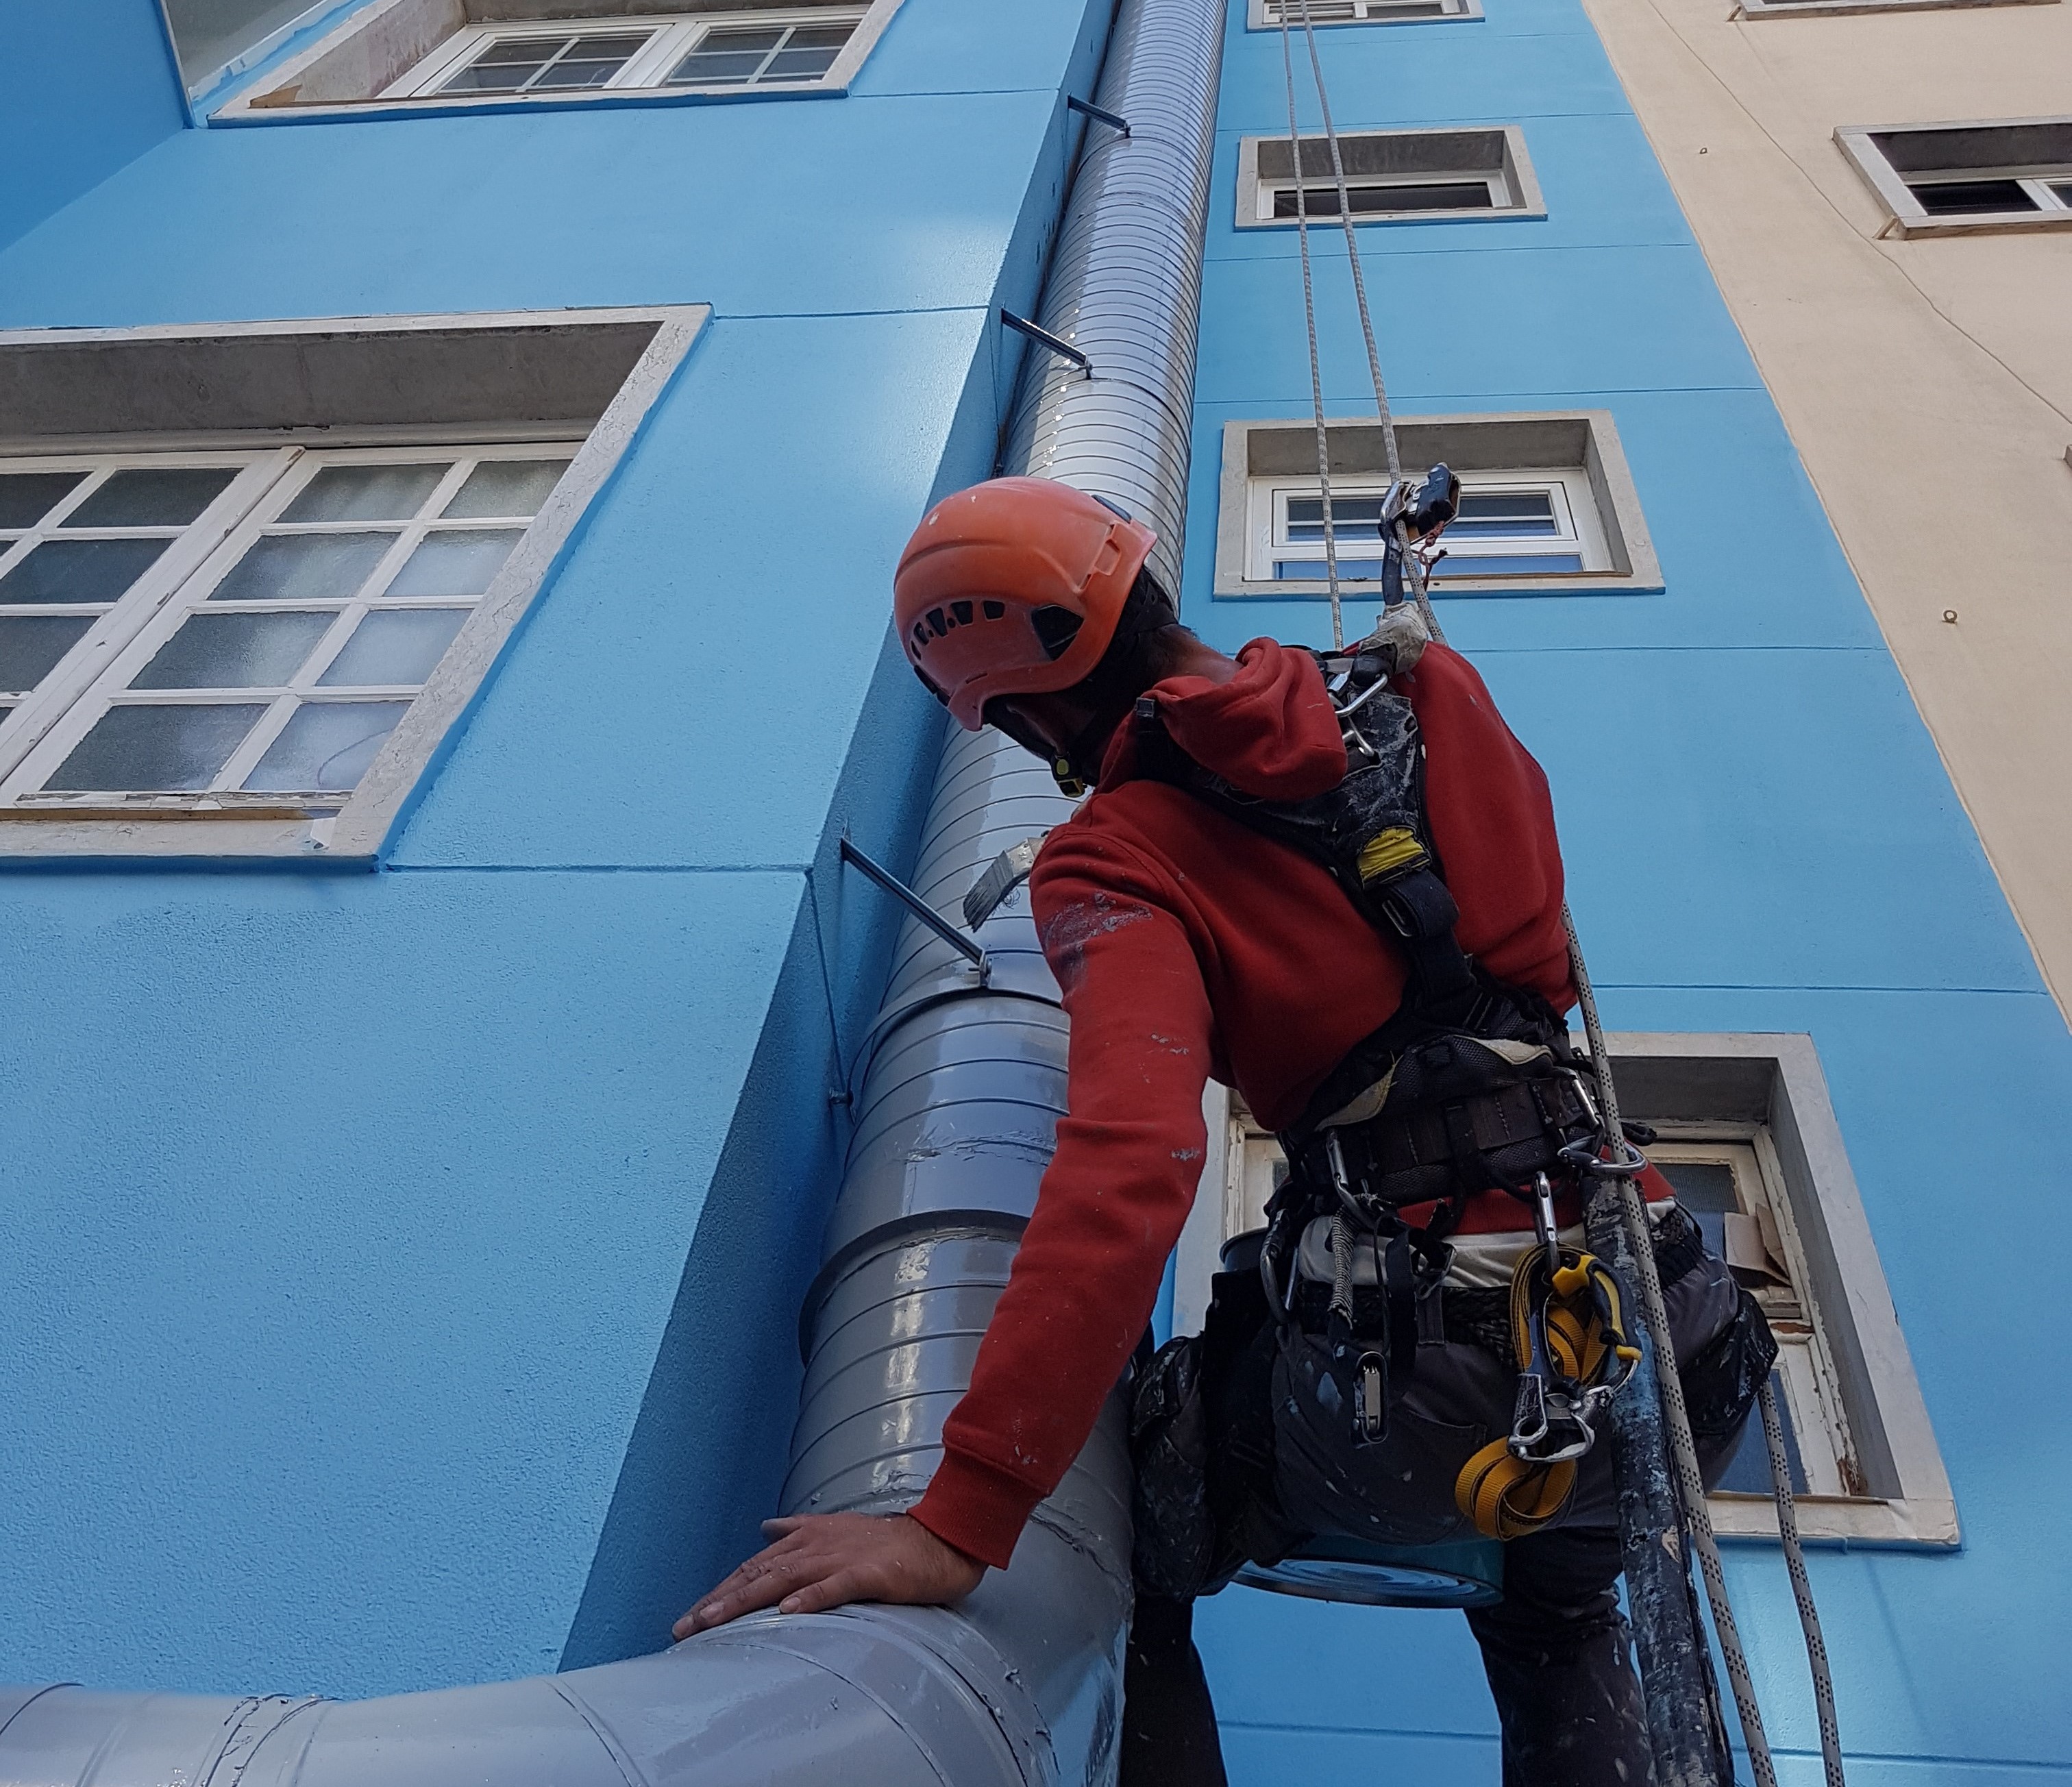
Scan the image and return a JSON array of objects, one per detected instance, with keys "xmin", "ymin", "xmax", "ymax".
[
  {"xmin": 1068, "ymin": 95, "xmax": 1131, "ymax": 138},
  {"xmin": 840, "ymin": 837, "xmax": 991, "ymax": 983},
  {"xmin": 1000, "ymin": 309, "xmax": 1090, "ymax": 376}
]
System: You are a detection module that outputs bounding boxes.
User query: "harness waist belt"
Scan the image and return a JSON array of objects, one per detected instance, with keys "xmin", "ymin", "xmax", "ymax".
[{"xmin": 1295, "ymin": 1074, "xmax": 1596, "ymax": 1208}]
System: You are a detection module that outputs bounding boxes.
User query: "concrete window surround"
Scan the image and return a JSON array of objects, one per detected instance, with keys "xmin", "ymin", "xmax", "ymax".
[
  {"xmin": 1737, "ymin": 0, "xmax": 2057, "ymax": 20},
  {"xmin": 1178, "ymin": 1035, "xmax": 1958, "ymax": 1547},
  {"xmin": 0, "ymin": 306, "xmax": 706, "ymax": 864},
  {"xmin": 1213, "ymin": 412, "xmax": 1662, "ymax": 599},
  {"xmin": 1236, "ymin": 126, "xmax": 1544, "ymax": 228},
  {"xmin": 1245, "ymin": 0, "xmax": 1482, "ymax": 28},
  {"xmin": 1836, "ymin": 116, "xmax": 2072, "ymax": 236},
  {"xmin": 208, "ymin": 0, "xmax": 904, "ymax": 121}
]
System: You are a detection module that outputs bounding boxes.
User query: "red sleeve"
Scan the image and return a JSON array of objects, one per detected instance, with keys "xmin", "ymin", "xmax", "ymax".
[{"xmin": 909, "ymin": 829, "xmax": 1212, "ymax": 1568}]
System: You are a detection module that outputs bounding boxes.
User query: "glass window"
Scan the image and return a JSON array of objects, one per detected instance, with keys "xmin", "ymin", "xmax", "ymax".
[
  {"xmin": 1259, "ymin": 470, "xmax": 1603, "ymax": 586},
  {"xmin": 0, "ymin": 446, "xmax": 574, "ymax": 809},
  {"xmin": 381, "ymin": 10, "xmax": 868, "ymax": 103}
]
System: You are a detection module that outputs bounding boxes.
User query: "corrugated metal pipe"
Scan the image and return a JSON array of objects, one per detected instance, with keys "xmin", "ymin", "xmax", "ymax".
[{"xmin": 0, "ymin": 3, "xmax": 1221, "ymax": 1782}]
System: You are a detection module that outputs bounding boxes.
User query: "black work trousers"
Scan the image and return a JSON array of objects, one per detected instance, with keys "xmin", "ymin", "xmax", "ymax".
[{"xmin": 1120, "ymin": 1525, "xmax": 1647, "ymax": 1787}]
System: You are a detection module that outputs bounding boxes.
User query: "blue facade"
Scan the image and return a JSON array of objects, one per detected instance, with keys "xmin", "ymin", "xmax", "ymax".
[{"xmin": 1, "ymin": 0, "xmax": 2069, "ymax": 1780}]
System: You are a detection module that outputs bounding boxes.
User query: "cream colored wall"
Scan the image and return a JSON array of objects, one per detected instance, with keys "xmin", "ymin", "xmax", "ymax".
[{"xmin": 1579, "ymin": 0, "xmax": 2072, "ymax": 1012}]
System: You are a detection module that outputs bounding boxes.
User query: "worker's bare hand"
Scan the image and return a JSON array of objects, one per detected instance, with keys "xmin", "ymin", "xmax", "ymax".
[{"xmin": 673, "ymin": 1512, "xmax": 985, "ymax": 1639}]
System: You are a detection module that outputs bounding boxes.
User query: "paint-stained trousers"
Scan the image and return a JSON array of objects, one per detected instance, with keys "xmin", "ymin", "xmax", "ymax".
[
  {"xmin": 1121, "ymin": 1529, "xmax": 1646, "ymax": 1787},
  {"xmin": 1121, "ymin": 1247, "xmax": 1768, "ymax": 1787}
]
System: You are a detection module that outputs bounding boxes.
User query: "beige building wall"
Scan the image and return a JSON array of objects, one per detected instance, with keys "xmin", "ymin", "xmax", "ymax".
[{"xmin": 1579, "ymin": 0, "xmax": 2072, "ymax": 1011}]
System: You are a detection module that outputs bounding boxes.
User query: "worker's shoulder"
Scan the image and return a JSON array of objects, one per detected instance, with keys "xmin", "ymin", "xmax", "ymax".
[{"xmin": 1030, "ymin": 781, "xmax": 1196, "ymax": 897}]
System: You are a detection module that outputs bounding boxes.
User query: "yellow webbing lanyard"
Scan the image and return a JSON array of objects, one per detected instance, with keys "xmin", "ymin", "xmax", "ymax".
[{"xmin": 1455, "ymin": 1245, "xmax": 1642, "ymax": 1540}]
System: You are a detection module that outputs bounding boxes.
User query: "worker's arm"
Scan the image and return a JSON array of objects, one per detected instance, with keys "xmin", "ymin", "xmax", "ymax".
[{"xmin": 676, "ymin": 826, "xmax": 1212, "ymax": 1632}]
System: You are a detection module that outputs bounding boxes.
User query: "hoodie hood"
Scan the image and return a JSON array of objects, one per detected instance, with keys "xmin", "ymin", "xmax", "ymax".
[{"xmin": 1100, "ymin": 637, "xmax": 1346, "ymax": 800}]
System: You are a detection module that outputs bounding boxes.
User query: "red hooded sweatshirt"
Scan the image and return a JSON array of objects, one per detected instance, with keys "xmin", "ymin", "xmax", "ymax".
[{"xmin": 908, "ymin": 638, "xmax": 1593, "ymax": 1570}]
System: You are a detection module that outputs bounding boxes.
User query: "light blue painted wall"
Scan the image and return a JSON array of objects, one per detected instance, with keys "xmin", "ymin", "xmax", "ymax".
[
  {"xmin": 0, "ymin": 0, "xmax": 188, "ymax": 251},
  {"xmin": 1186, "ymin": 1, "xmax": 2072, "ymax": 1781},
  {"xmin": 0, "ymin": 0, "xmax": 1116, "ymax": 1696}
]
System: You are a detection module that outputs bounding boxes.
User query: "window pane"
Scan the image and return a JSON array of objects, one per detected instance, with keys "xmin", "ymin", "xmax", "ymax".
[
  {"xmin": 0, "ymin": 539, "xmax": 171, "ymax": 605},
  {"xmin": 1286, "ymin": 497, "xmax": 1387, "ymax": 541},
  {"xmin": 1273, "ymin": 558, "xmax": 1388, "ymax": 580},
  {"xmin": 281, "ymin": 464, "xmax": 449, "ymax": 523},
  {"xmin": 45, "ymin": 702, "xmax": 269, "ymax": 792},
  {"xmin": 441, "ymin": 458, "xmax": 570, "ymax": 519},
  {"xmin": 0, "ymin": 615, "xmax": 95, "ymax": 693},
  {"xmin": 243, "ymin": 701, "xmax": 410, "ymax": 792},
  {"xmin": 669, "ymin": 27, "xmax": 785, "ymax": 84},
  {"xmin": 130, "ymin": 611, "xmax": 336, "ymax": 691},
  {"xmin": 62, "ymin": 467, "xmax": 237, "ymax": 529},
  {"xmin": 530, "ymin": 33, "xmax": 647, "ymax": 87},
  {"xmin": 764, "ymin": 32, "xmax": 850, "ymax": 81},
  {"xmin": 1451, "ymin": 493, "xmax": 1559, "ymax": 537},
  {"xmin": 1910, "ymin": 179, "xmax": 2037, "ymax": 217},
  {"xmin": 317, "ymin": 607, "xmax": 468, "ymax": 687},
  {"xmin": 210, "ymin": 532, "xmax": 396, "ymax": 602},
  {"xmin": 442, "ymin": 42, "xmax": 558, "ymax": 93},
  {"xmin": 386, "ymin": 529, "xmax": 522, "ymax": 597},
  {"xmin": 1428, "ymin": 552, "xmax": 1584, "ymax": 577},
  {"xmin": 2049, "ymin": 182, "xmax": 2072, "ymax": 207},
  {"xmin": 0, "ymin": 471, "xmax": 90, "ymax": 530},
  {"xmin": 1275, "ymin": 182, "xmax": 1494, "ymax": 217},
  {"xmin": 1710, "ymin": 1368, "xmax": 1808, "ymax": 1495}
]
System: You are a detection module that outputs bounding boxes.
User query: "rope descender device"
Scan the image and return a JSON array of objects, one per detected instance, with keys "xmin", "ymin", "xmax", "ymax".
[{"xmin": 1455, "ymin": 1172, "xmax": 1642, "ymax": 1540}]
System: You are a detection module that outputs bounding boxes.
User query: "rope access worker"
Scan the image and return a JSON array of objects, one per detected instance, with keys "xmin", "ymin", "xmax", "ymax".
[{"xmin": 679, "ymin": 478, "xmax": 1776, "ymax": 1786}]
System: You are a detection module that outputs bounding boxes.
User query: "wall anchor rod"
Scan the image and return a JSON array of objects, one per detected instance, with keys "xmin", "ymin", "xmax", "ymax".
[
  {"xmin": 1068, "ymin": 94, "xmax": 1131, "ymax": 136},
  {"xmin": 839, "ymin": 837, "xmax": 990, "ymax": 979},
  {"xmin": 1000, "ymin": 308, "xmax": 1091, "ymax": 374}
]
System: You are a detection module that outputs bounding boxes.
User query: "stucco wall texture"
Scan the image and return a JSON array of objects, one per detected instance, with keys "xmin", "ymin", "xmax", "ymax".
[
  {"xmin": 1183, "ymin": 0, "xmax": 2072, "ymax": 1782},
  {"xmin": 1, "ymin": 0, "xmax": 2070, "ymax": 1782},
  {"xmin": 1578, "ymin": 0, "xmax": 2072, "ymax": 1020},
  {"xmin": 0, "ymin": 0, "xmax": 1113, "ymax": 1696}
]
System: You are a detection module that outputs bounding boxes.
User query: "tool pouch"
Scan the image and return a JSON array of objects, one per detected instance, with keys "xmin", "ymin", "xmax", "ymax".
[
  {"xmin": 1679, "ymin": 1283, "xmax": 1779, "ymax": 1458},
  {"xmin": 1129, "ymin": 1334, "xmax": 1218, "ymax": 1600}
]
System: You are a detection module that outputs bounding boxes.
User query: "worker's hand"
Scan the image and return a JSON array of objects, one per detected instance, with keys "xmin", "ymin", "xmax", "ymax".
[{"xmin": 672, "ymin": 1512, "xmax": 986, "ymax": 1640}]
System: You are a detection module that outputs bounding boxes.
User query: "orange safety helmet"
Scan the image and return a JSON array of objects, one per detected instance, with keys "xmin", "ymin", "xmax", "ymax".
[{"xmin": 895, "ymin": 477, "xmax": 1158, "ymax": 731}]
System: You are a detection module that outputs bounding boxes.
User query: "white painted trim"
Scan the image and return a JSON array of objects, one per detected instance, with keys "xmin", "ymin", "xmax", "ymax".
[
  {"xmin": 1235, "ymin": 125, "xmax": 1546, "ymax": 230},
  {"xmin": 0, "ymin": 306, "xmax": 708, "ymax": 864},
  {"xmin": 1836, "ymin": 117, "xmax": 2072, "ymax": 238},
  {"xmin": 211, "ymin": 0, "xmax": 902, "ymax": 119}
]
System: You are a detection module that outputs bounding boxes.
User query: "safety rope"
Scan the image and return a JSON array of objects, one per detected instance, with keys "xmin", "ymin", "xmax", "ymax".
[
  {"xmin": 1276, "ymin": 2, "xmax": 1845, "ymax": 1779},
  {"xmin": 1761, "ymin": 1379, "xmax": 1849, "ymax": 1787},
  {"xmin": 1276, "ymin": 2, "xmax": 1346, "ymax": 650}
]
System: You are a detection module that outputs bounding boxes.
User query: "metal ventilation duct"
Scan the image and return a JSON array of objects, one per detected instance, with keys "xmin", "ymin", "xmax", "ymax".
[{"xmin": 0, "ymin": 1, "xmax": 1220, "ymax": 1779}]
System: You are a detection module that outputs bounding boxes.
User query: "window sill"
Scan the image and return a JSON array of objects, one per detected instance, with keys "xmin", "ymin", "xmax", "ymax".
[
  {"xmin": 208, "ymin": 79, "xmax": 849, "ymax": 126},
  {"xmin": 1880, "ymin": 208, "xmax": 2072, "ymax": 238},
  {"xmin": 1740, "ymin": 0, "xmax": 2056, "ymax": 17},
  {"xmin": 0, "ymin": 811, "xmax": 362, "ymax": 865},
  {"xmin": 1711, "ymin": 1490, "xmax": 1960, "ymax": 1549},
  {"xmin": 1213, "ymin": 573, "xmax": 1664, "ymax": 598}
]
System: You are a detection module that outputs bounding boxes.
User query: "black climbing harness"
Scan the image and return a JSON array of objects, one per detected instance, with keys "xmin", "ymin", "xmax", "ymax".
[{"xmin": 1128, "ymin": 594, "xmax": 1635, "ymax": 1504}]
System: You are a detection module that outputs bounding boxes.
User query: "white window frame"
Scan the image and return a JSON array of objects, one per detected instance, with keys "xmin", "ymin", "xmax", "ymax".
[
  {"xmin": 1173, "ymin": 1035, "xmax": 1957, "ymax": 1546},
  {"xmin": 1250, "ymin": 467, "xmax": 1611, "ymax": 586},
  {"xmin": 380, "ymin": 8, "xmax": 868, "ymax": 101},
  {"xmin": 1646, "ymin": 1135, "xmax": 1859, "ymax": 1501},
  {"xmin": 1836, "ymin": 117, "xmax": 2072, "ymax": 237},
  {"xmin": 1248, "ymin": 0, "xmax": 1483, "ymax": 29},
  {"xmin": 1739, "ymin": 0, "xmax": 2057, "ymax": 20},
  {"xmin": 211, "ymin": 0, "xmax": 904, "ymax": 120},
  {"xmin": 0, "ymin": 443, "xmax": 581, "ymax": 812},
  {"xmin": 1236, "ymin": 127, "xmax": 1544, "ymax": 230},
  {"xmin": 0, "ymin": 306, "xmax": 706, "ymax": 863},
  {"xmin": 1216, "ymin": 412, "xmax": 1661, "ymax": 600}
]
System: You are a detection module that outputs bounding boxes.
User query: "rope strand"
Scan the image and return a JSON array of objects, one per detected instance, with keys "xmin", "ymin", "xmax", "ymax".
[{"xmin": 1278, "ymin": 2, "xmax": 1345, "ymax": 650}]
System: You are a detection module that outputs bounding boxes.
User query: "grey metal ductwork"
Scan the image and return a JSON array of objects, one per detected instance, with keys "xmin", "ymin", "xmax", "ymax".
[{"xmin": 0, "ymin": 3, "xmax": 1220, "ymax": 1781}]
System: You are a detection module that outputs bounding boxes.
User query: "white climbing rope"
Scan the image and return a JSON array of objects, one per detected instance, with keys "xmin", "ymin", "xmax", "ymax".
[
  {"xmin": 1762, "ymin": 1378, "xmax": 1849, "ymax": 1787},
  {"xmin": 1276, "ymin": 1, "xmax": 1346, "ymax": 650},
  {"xmin": 1278, "ymin": 1, "xmax": 1846, "ymax": 1779}
]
